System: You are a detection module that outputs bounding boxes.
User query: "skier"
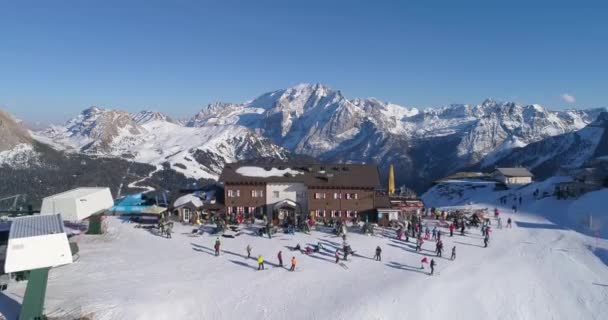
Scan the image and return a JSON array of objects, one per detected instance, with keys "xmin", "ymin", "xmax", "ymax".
[
  {"xmin": 507, "ymin": 217, "xmax": 512, "ymax": 228},
  {"xmin": 430, "ymin": 259, "xmax": 436, "ymax": 276},
  {"xmin": 278, "ymin": 250, "xmax": 283, "ymax": 267},
  {"xmin": 343, "ymin": 241, "xmax": 351, "ymax": 261},
  {"xmin": 460, "ymin": 224, "xmax": 466, "ymax": 236},
  {"xmin": 494, "ymin": 207, "xmax": 500, "ymax": 217},
  {"xmin": 484, "ymin": 234, "xmax": 489, "ymax": 248},
  {"xmin": 246, "ymin": 244, "xmax": 252, "ymax": 258},
  {"xmin": 335, "ymin": 249, "xmax": 340, "ymax": 263},
  {"xmin": 451, "ymin": 246, "xmax": 456, "ymax": 260},
  {"xmin": 437, "ymin": 230, "xmax": 442, "ymax": 242},
  {"xmin": 374, "ymin": 246, "xmax": 382, "ymax": 261},
  {"xmin": 416, "ymin": 236, "xmax": 423, "ymax": 252},
  {"xmin": 425, "ymin": 226, "xmax": 430, "ymax": 240},
  {"xmin": 257, "ymin": 255, "xmax": 265, "ymax": 270},
  {"xmin": 165, "ymin": 223, "xmax": 172, "ymax": 239},
  {"xmin": 436, "ymin": 240, "xmax": 443, "ymax": 257},
  {"xmin": 214, "ymin": 237, "xmax": 221, "ymax": 256},
  {"xmin": 449, "ymin": 223, "xmax": 455, "ymax": 237},
  {"xmin": 290, "ymin": 256, "xmax": 297, "ymax": 271},
  {"xmin": 481, "ymin": 224, "xmax": 486, "ymax": 236},
  {"xmin": 420, "ymin": 256, "xmax": 428, "ymax": 269},
  {"xmin": 431, "ymin": 227, "xmax": 437, "ymax": 241},
  {"xmin": 485, "ymin": 226, "xmax": 491, "ymax": 238},
  {"xmin": 317, "ymin": 242, "xmax": 324, "ymax": 252}
]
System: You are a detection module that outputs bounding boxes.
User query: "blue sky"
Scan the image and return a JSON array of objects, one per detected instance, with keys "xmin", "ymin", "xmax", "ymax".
[{"xmin": 1, "ymin": 0, "xmax": 607, "ymax": 123}]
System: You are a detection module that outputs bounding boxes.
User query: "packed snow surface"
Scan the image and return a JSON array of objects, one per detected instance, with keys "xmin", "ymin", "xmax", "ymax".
[
  {"xmin": 1, "ymin": 180, "xmax": 607, "ymax": 320},
  {"xmin": 235, "ymin": 166, "xmax": 303, "ymax": 178}
]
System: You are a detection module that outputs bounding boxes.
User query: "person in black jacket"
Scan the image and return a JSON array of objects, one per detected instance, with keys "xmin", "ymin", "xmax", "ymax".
[{"xmin": 374, "ymin": 246, "xmax": 382, "ymax": 261}]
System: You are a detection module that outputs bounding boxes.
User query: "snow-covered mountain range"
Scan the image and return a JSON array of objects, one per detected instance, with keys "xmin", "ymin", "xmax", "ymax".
[
  {"xmin": 20, "ymin": 83, "xmax": 608, "ymax": 190},
  {"xmin": 35, "ymin": 106, "xmax": 290, "ymax": 179}
]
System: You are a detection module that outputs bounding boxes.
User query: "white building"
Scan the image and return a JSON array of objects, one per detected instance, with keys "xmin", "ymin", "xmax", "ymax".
[
  {"xmin": 4, "ymin": 214, "xmax": 73, "ymax": 273},
  {"xmin": 265, "ymin": 183, "xmax": 307, "ymax": 222},
  {"xmin": 40, "ymin": 187, "xmax": 114, "ymax": 221},
  {"xmin": 492, "ymin": 168, "xmax": 534, "ymax": 185}
]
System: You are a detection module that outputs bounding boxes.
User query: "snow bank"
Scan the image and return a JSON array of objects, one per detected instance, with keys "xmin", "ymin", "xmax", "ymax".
[{"xmin": 235, "ymin": 166, "xmax": 303, "ymax": 178}]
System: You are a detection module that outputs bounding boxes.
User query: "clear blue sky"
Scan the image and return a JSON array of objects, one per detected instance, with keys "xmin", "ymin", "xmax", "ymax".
[{"xmin": 1, "ymin": 0, "xmax": 607, "ymax": 123}]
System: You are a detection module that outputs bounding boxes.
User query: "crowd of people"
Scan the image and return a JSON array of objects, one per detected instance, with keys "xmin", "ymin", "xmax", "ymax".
[{"xmin": 204, "ymin": 202, "xmax": 513, "ymax": 277}]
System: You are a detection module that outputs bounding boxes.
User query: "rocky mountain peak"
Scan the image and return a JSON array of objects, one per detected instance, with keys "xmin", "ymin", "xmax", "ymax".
[
  {"xmin": 132, "ymin": 110, "xmax": 176, "ymax": 124},
  {"xmin": 0, "ymin": 109, "xmax": 32, "ymax": 152}
]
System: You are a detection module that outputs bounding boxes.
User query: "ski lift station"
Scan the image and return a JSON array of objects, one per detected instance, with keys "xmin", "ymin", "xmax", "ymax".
[
  {"xmin": 40, "ymin": 187, "xmax": 114, "ymax": 221},
  {"xmin": 4, "ymin": 214, "xmax": 73, "ymax": 273},
  {"xmin": 4, "ymin": 214, "xmax": 74, "ymax": 320}
]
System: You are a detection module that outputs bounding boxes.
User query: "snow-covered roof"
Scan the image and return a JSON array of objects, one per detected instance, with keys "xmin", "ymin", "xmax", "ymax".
[
  {"xmin": 494, "ymin": 167, "xmax": 534, "ymax": 177},
  {"xmin": 173, "ymin": 194, "xmax": 203, "ymax": 208},
  {"xmin": 44, "ymin": 187, "xmax": 110, "ymax": 200},
  {"xmin": 235, "ymin": 166, "xmax": 303, "ymax": 178}
]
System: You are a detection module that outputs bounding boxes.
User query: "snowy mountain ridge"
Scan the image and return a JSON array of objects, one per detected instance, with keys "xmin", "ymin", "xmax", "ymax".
[
  {"xmin": 34, "ymin": 84, "xmax": 607, "ymax": 190},
  {"xmin": 36, "ymin": 107, "xmax": 290, "ymax": 179}
]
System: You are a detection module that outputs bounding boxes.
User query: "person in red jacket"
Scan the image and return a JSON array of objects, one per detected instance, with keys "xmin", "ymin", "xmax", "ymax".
[
  {"xmin": 420, "ymin": 256, "xmax": 428, "ymax": 269},
  {"xmin": 449, "ymin": 223, "xmax": 455, "ymax": 237}
]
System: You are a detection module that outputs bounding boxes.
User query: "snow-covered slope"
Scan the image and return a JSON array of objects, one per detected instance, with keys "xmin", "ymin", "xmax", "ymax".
[{"xmin": 2, "ymin": 181, "xmax": 607, "ymax": 319}]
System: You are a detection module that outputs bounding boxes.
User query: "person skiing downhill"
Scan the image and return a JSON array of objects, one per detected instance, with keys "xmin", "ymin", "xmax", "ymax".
[
  {"xmin": 290, "ymin": 256, "xmax": 297, "ymax": 271},
  {"xmin": 449, "ymin": 223, "xmax": 455, "ymax": 237},
  {"xmin": 430, "ymin": 259, "xmax": 436, "ymax": 276},
  {"xmin": 431, "ymin": 227, "xmax": 437, "ymax": 241},
  {"xmin": 425, "ymin": 227, "xmax": 431, "ymax": 240},
  {"xmin": 257, "ymin": 255, "xmax": 265, "ymax": 270},
  {"xmin": 451, "ymin": 246, "xmax": 456, "ymax": 260},
  {"xmin": 437, "ymin": 230, "xmax": 442, "ymax": 241},
  {"xmin": 374, "ymin": 246, "xmax": 382, "ymax": 261},
  {"xmin": 278, "ymin": 250, "xmax": 283, "ymax": 267},
  {"xmin": 507, "ymin": 217, "xmax": 512, "ymax": 228},
  {"xmin": 214, "ymin": 237, "xmax": 221, "ymax": 256},
  {"xmin": 484, "ymin": 234, "xmax": 489, "ymax": 248},
  {"xmin": 461, "ymin": 224, "xmax": 466, "ymax": 236},
  {"xmin": 246, "ymin": 245, "xmax": 252, "ymax": 258}
]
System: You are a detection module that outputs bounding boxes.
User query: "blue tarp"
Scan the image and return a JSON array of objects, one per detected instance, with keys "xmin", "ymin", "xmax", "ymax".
[{"xmin": 110, "ymin": 193, "xmax": 153, "ymax": 214}]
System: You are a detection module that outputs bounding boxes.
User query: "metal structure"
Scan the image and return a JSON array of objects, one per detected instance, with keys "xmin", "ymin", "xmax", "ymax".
[
  {"xmin": 4, "ymin": 214, "xmax": 73, "ymax": 320},
  {"xmin": 0, "ymin": 194, "xmax": 27, "ymax": 211}
]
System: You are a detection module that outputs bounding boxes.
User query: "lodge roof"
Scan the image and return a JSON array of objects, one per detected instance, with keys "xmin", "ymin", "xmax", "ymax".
[
  {"xmin": 494, "ymin": 167, "xmax": 534, "ymax": 178},
  {"xmin": 219, "ymin": 163, "xmax": 381, "ymax": 189}
]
